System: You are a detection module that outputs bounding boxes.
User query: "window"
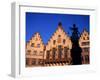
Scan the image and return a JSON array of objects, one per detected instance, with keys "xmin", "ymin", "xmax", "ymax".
[
  {"xmin": 31, "ymin": 43, "xmax": 34, "ymax": 47},
  {"xmin": 40, "ymin": 51, "xmax": 43, "ymax": 53},
  {"xmin": 57, "ymin": 35, "xmax": 61, "ymax": 43},
  {"xmin": 83, "ymin": 48, "xmax": 89, "ymax": 52},
  {"xmin": 38, "ymin": 59, "xmax": 43, "ymax": 65},
  {"xmin": 58, "ymin": 45, "xmax": 62, "ymax": 60},
  {"xmin": 63, "ymin": 39, "xmax": 66, "ymax": 44},
  {"xmin": 53, "ymin": 40, "xmax": 56, "ymax": 45},
  {"xmin": 37, "ymin": 44, "xmax": 40, "ymax": 48},
  {"xmin": 83, "ymin": 37, "xmax": 85, "ymax": 40},
  {"xmin": 33, "ymin": 51, "xmax": 37, "ymax": 55},
  {"xmin": 58, "ymin": 38, "xmax": 61, "ymax": 43},
  {"xmin": 46, "ymin": 50, "xmax": 50, "ymax": 60},
  {"xmin": 32, "ymin": 59, "xmax": 36, "ymax": 65},
  {"xmin": 58, "ymin": 35, "xmax": 61, "ymax": 37},
  {"xmin": 36, "ymin": 38, "xmax": 38, "ymax": 41},
  {"xmin": 39, "ymin": 51, "xmax": 43, "ymax": 56},
  {"xmin": 26, "ymin": 58, "xmax": 29, "ymax": 65},
  {"xmin": 85, "ymin": 55, "xmax": 89, "ymax": 62},
  {"xmin": 84, "ymin": 33, "xmax": 87, "ymax": 36},
  {"xmin": 27, "ymin": 50, "xmax": 31, "ymax": 55},
  {"xmin": 52, "ymin": 48, "xmax": 56, "ymax": 61},
  {"xmin": 64, "ymin": 47, "xmax": 69, "ymax": 60},
  {"xmin": 82, "ymin": 42, "xmax": 89, "ymax": 46},
  {"xmin": 87, "ymin": 37, "xmax": 89, "ymax": 40}
]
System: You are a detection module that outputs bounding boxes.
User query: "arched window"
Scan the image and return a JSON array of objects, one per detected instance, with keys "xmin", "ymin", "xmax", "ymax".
[
  {"xmin": 63, "ymin": 39, "xmax": 66, "ymax": 44},
  {"xmin": 53, "ymin": 40, "xmax": 56, "ymax": 45},
  {"xmin": 83, "ymin": 37, "xmax": 85, "ymax": 40},
  {"xmin": 85, "ymin": 55, "xmax": 89, "ymax": 63},
  {"xmin": 32, "ymin": 59, "xmax": 36, "ymax": 65},
  {"xmin": 52, "ymin": 48, "xmax": 56, "ymax": 61},
  {"xmin": 58, "ymin": 45, "xmax": 63, "ymax": 61},
  {"xmin": 46, "ymin": 50, "xmax": 50, "ymax": 61},
  {"xmin": 64, "ymin": 47, "xmax": 69, "ymax": 61}
]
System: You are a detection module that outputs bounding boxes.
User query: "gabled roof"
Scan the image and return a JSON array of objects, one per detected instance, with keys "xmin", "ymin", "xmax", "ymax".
[
  {"xmin": 80, "ymin": 28, "xmax": 89, "ymax": 37},
  {"xmin": 46, "ymin": 22, "xmax": 70, "ymax": 46},
  {"xmin": 79, "ymin": 28, "xmax": 89, "ymax": 41},
  {"xmin": 26, "ymin": 32, "xmax": 44, "ymax": 46}
]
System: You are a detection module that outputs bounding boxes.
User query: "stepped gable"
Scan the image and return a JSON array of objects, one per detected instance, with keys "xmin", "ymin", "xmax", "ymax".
[
  {"xmin": 45, "ymin": 22, "xmax": 72, "ymax": 50},
  {"xmin": 79, "ymin": 28, "xmax": 89, "ymax": 42},
  {"xmin": 26, "ymin": 32, "xmax": 44, "ymax": 56}
]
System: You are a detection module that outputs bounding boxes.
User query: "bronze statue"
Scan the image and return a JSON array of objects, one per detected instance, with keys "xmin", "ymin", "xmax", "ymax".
[{"xmin": 70, "ymin": 24, "xmax": 82, "ymax": 65}]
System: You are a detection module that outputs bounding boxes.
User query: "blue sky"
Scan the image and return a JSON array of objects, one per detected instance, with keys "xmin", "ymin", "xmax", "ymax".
[{"xmin": 26, "ymin": 12, "xmax": 89, "ymax": 44}]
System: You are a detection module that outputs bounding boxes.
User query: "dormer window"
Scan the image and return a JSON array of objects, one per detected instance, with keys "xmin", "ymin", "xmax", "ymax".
[
  {"xmin": 58, "ymin": 35, "xmax": 61, "ymax": 37},
  {"xmin": 31, "ymin": 43, "xmax": 34, "ymax": 47},
  {"xmin": 87, "ymin": 37, "xmax": 89, "ymax": 40}
]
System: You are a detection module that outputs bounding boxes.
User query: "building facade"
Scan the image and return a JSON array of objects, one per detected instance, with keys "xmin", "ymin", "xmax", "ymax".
[
  {"xmin": 44, "ymin": 23, "xmax": 72, "ymax": 66},
  {"xmin": 79, "ymin": 29, "xmax": 90, "ymax": 64},
  {"xmin": 26, "ymin": 33, "xmax": 45, "ymax": 67},
  {"xmin": 26, "ymin": 23, "xmax": 90, "ymax": 67}
]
